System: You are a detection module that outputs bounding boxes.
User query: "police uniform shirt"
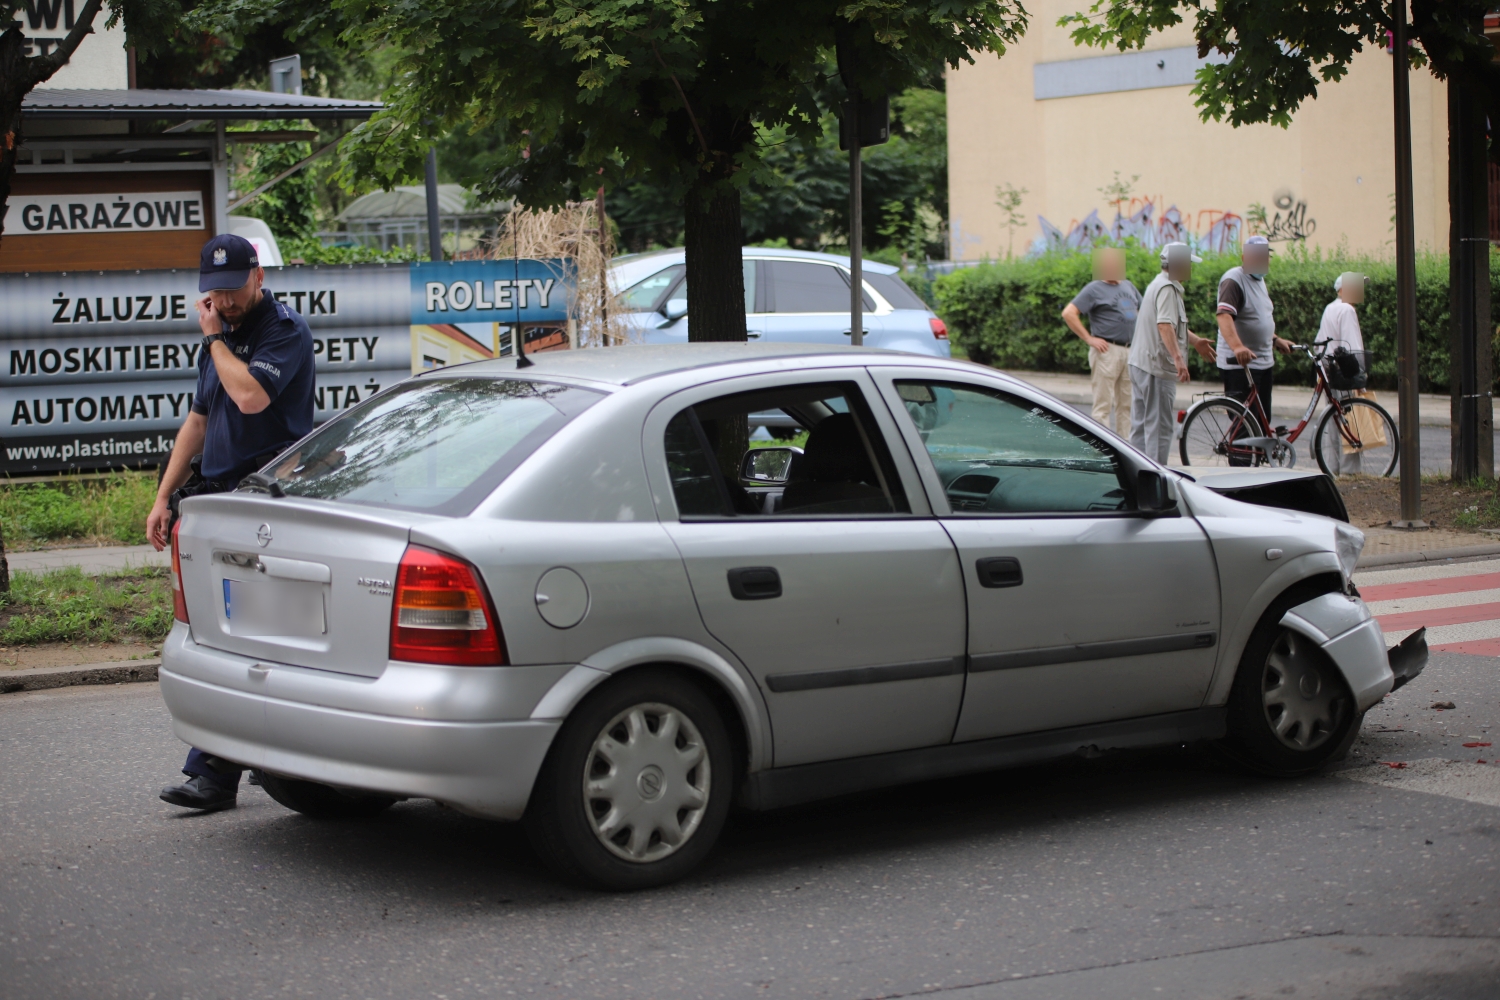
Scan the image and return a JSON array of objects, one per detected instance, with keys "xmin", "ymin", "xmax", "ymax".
[{"xmin": 191, "ymin": 290, "xmax": 315, "ymax": 482}]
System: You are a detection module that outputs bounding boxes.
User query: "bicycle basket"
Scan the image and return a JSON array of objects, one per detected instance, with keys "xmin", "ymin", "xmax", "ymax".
[{"xmin": 1322, "ymin": 348, "xmax": 1371, "ymax": 391}]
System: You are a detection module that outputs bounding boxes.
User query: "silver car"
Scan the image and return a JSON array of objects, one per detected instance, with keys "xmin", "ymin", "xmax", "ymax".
[
  {"xmin": 612, "ymin": 247, "xmax": 950, "ymax": 357},
  {"xmin": 160, "ymin": 344, "xmax": 1425, "ymax": 890}
]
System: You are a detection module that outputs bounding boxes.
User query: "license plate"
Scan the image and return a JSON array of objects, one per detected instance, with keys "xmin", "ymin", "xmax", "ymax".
[{"xmin": 222, "ymin": 577, "xmax": 327, "ymax": 637}]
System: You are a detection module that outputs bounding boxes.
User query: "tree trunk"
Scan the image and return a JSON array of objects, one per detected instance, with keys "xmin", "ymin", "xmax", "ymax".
[
  {"xmin": 683, "ymin": 180, "xmax": 746, "ymax": 343},
  {"xmin": 1447, "ymin": 73, "xmax": 1494, "ymax": 481},
  {"xmin": 0, "ymin": 28, "xmax": 32, "ymax": 250},
  {"xmin": 0, "ymin": 524, "xmax": 9, "ymax": 595}
]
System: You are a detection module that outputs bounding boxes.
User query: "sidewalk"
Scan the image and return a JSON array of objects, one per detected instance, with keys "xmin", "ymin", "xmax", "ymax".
[
  {"xmin": 1002, "ymin": 369, "xmax": 1452, "ymax": 427},
  {"xmin": 7, "ymin": 544, "xmax": 165, "ymax": 575}
]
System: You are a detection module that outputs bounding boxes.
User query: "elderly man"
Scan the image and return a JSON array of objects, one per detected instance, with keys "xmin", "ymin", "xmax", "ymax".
[
  {"xmin": 1316, "ymin": 271, "xmax": 1370, "ymax": 474},
  {"xmin": 1128, "ymin": 242, "xmax": 1216, "ymax": 463},
  {"xmin": 1215, "ymin": 235, "xmax": 1295, "ymax": 459},
  {"xmin": 1061, "ymin": 247, "xmax": 1141, "ymax": 436},
  {"xmin": 152, "ymin": 234, "xmax": 316, "ymax": 812}
]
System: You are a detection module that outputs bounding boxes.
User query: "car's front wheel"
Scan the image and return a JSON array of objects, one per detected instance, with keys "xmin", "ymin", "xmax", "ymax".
[
  {"xmin": 258, "ymin": 773, "xmax": 397, "ymax": 819},
  {"xmin": 524, "ymin": 668, "xmax": 732, "ymax": 890},
  {"xmin": 1222, "ymin": 592, "xmax": 1359, "ymax": 775}
]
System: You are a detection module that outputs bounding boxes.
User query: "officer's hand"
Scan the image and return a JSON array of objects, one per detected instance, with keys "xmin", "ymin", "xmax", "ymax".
[
  {"xmin": 147, "ymin": 498, "xmax": 171, "ymax": 552},
  {"xmin": 196, "ymin": 296, "xmax": 220, "ymax": 338}
]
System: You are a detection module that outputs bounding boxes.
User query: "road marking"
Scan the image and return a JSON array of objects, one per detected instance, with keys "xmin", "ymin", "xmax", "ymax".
[
  {"xmin": 1364, "ymin": 586, "xmax": 1500, "ymax": 616},
  {"xmin": 1359, "ymin": 570, "xmax": 1500, "ymax": 602},
  {"xmin": 1355, "ymin": 557, "xmax": 1500, "ymax": 657},
  {"xmin": 1340, "ymin": 757, "xmax": 1500, "ymax": 809}
]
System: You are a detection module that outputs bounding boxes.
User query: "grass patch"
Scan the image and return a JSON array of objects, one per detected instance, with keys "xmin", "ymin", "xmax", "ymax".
[
  {"xmin": 0, "ymin": 473, "xmax": 157, "ymax": 549},
  {"xmin": 0, "ymin": 567, "xmax": 173, "ymax": 646}
]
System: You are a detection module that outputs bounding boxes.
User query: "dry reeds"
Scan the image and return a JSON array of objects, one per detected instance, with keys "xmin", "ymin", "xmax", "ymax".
[{"xmin": 485, "ymin": 200, "xmax": 630, "ymax": 348}]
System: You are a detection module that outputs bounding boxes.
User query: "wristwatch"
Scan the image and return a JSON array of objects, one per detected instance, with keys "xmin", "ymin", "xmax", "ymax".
[{"xmin": 201, "ymin": 333, "xmax": 225, "ymax": 353}]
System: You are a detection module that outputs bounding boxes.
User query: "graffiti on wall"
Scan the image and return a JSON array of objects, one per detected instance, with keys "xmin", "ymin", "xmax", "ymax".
[{"xmin": 1035, "ymin": 198, "xmax": 1244, "ymax": 255}]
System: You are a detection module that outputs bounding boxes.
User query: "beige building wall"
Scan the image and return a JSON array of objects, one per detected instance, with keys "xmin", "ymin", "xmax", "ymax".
[{"xmin": 948, "ymin": 3, "xmax": 1449, "ymax": 260}]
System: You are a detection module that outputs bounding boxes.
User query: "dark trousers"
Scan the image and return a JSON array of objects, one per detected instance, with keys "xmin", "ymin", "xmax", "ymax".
[
  {"xmin": 183, "ymin": 748, "xmax": 244, "ymax": 789},
  {"xmin": 169, "ymin": 469, "xmax": 242, "ymax": 789},
  {"xmin": 1222, "ymin": 367, "xmax": 1275, "ymax": 467}
]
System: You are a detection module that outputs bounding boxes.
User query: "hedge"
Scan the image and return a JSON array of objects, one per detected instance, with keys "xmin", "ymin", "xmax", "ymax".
[{"xmin": 933, "ymin": 246, "xmax": 1494, "ymax": 392}]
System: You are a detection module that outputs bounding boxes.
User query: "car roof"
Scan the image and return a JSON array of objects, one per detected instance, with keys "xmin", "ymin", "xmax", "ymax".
[
  {"xmin": 609, "ymin": 246, "xmax": 900, "ymax": 279},
  {"xmin": 425, "ymin": 342, "xmax": 951, "ymax": 388}
]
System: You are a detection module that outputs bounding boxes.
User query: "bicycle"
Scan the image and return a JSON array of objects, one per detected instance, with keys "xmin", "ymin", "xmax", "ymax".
[{"xmin": 1177, "ymin": 342, "xmax": 1398, "ymax": 477}]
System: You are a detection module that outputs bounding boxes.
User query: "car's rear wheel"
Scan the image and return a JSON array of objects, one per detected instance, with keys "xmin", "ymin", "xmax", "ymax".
[
  {"xmin": 1221, "ymin": 592, "xmax": 1358, "ymax": 775},
  {"xmin": 524, "ymin": 668, "xmax": 732, "ymax": 891},
  {"xmin": 258, "ymin": 772, "xmax": 397, "ymax": 819}
]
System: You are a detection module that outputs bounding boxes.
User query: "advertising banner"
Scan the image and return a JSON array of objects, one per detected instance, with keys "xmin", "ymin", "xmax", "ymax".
[
  {"xmin": 0, "ymin": 260, "xmax": 572, "ymax": 475},
  {"xmin": 3, "ymin": 192, "xmax": 208, "ymax": 235}
]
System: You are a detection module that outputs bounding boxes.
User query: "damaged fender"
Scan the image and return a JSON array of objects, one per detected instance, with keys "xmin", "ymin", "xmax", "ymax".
[{"xmin": 1279, "ymin": 592, "xmax": 1394, "ymax": 712}]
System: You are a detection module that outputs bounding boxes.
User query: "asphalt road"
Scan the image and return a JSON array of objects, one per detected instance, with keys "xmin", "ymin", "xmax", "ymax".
[{"xmin": 2, "ymin": 644, "xmax": 1498, "ymax": 1000}]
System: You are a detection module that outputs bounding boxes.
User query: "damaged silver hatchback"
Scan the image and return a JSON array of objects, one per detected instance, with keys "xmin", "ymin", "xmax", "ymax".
[{"xmin": 160, "ymin": 344, "xmax": 1426, "ymax": 890}]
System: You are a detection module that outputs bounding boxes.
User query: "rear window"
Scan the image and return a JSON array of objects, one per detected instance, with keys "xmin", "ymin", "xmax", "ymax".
[
  {"xmin": 866, "ymin": 273, "xmax": 930, "ymax": 311},
  {"xmin": 265, "ymin": 377, "xmax": 602, "ymax": 515}
]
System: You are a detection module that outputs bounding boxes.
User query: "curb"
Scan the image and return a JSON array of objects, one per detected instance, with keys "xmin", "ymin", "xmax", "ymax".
[
  {"xmin": 0, "ymin": 658, "xmax": 160, "ymax": 694},
  {"xmin": 1356, "ymin": 543, "xmax": 1500, "ymax": 570}
]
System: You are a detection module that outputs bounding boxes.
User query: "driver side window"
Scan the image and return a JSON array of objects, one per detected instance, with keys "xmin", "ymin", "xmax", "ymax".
[{"xmin": 894, "ymin": 380, "xmax": 1132, "ymax": 514}]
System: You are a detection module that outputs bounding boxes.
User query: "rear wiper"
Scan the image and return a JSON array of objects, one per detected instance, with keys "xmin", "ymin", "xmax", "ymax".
[{"xmin": 239, "ymin": 472, "xmax": 285, "ymax": 498}]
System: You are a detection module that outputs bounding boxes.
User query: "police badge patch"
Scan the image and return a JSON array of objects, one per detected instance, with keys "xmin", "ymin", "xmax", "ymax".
[{"xmin": 213, "ymin": 248, "xmax": 228, "ymax": 265}]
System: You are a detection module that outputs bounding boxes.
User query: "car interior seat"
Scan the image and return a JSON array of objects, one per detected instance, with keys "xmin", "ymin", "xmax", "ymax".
[{"xmin": 778, "ymin": 412, "xmax": 890, "ymax": 513}]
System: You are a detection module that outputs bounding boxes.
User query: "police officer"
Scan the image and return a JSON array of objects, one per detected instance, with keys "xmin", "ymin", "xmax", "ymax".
[{"xmin": 152, "ymin": 234, "xmax": 316, "ymax": 812}]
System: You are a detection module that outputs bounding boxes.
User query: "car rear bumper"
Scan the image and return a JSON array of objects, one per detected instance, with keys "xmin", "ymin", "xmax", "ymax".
[{"xmin": 159, "ymin": 627, "xmax": 562, "ymax": 820}]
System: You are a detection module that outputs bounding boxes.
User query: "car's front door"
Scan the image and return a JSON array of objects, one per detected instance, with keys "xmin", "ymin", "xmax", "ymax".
[
  {"xmin": 874, "ymin": 371, "xmax": 1222, "ymax": 742},
  {"xmin": 646, "ymin": 370, "xmax": 966, "ymax": 767}
]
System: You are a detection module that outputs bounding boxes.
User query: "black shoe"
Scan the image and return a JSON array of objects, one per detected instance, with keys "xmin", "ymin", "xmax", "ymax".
[
  {"xmin": 160, "ymin": 775, "xmax": 237, "ymax": 811},
  {"xmin": 247, "ymin": 769, "xmax": 263, "ymax": 787}
]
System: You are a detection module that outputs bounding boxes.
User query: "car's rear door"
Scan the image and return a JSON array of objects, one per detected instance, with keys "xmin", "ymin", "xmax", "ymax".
[
  {"xmin": 759, "ymin": 260, "xmax": 879, "ymax": 346},
  {"xmin": 872, "ymin": 369, "xmax": 1221, "ymax": 742},
  {"xmin": 645, "ymin": 368, "xmax": 966, "ymax": 767}
]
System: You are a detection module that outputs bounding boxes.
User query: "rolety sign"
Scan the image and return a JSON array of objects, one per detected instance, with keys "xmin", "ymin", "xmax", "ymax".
[
  {"xmin": 0, "ymin": 260, "xmax": 570, "ymax": 475},
  {"xmin": 4, "ymin": 192, "xmax": 207, "ymax": 234}
]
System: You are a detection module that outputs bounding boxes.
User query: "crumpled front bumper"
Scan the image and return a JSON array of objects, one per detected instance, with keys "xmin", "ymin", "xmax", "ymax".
[
  {"xmin": 1280, "ymin": 591, "xmax": 1416, "ymax": 713},
  {"xmin": 158, "ymin": 625, "xmax": 562, "ymax": 820}
]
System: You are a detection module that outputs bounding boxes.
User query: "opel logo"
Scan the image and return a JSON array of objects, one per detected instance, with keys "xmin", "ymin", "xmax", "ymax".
[
  {"xmin": 636, "ymin": 765, "xmax": 665, "ymax": 800},
  {"xmin": 256, "ymin": 523, "xmax": 273, "ymax": 547}
]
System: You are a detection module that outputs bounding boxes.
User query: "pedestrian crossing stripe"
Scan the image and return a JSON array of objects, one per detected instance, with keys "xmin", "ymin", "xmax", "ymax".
[{"xmin": 1356, "ymin": 557, "xmax": 1500, "ymax": 657}]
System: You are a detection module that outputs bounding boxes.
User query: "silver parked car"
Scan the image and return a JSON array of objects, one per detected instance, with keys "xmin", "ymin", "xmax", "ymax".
[
  {"xmin": 612, "ymin": 247, "xmax": 950, "ymax": 357},
  {"xmin": 161, "ymin": 344, "xmax": 1426, "ymax": 890}
]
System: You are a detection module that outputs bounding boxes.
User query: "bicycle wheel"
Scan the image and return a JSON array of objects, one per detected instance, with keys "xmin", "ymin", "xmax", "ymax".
[
  {"xmin": 1313, "ymin": 398, "xmax": 1398, "ymax": 477},
  {"xmin": 1179, "ymin": 398, "xmax": 1265, "ymax": 467}
]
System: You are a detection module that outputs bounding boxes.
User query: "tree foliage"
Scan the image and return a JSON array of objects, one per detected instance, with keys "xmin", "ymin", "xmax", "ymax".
[
  {"xmin": 197, "ymin": 0, "xmax": 1024, "ymax": 338},
  {"xmin": 1059, "ymin": 0, "xmax": 1498, "ymax": 131}
]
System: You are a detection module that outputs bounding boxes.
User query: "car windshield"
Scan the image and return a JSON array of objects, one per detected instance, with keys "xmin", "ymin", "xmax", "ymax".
[{"xmin": 265, "ymin": 377, "xmax": 601, "ymax": 514}]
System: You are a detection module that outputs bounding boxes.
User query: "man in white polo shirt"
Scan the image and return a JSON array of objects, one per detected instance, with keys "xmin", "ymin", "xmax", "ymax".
[{"xmin": 1128, "ymin": 242, "xmax": 1216, "ymax": 462}]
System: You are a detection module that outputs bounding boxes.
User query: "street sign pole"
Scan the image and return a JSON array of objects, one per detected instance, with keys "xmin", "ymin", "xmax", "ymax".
[
  {"xmin": 1391, "ymin": 0, "xmax": 1425, "ymax": 527},
  {"xmin": 849, "ymin": 101, "xmax": 863, "ymax": 348},
  {"xmin": 424, "ymin": 147, "xmax": 443, "ymax": 263}
]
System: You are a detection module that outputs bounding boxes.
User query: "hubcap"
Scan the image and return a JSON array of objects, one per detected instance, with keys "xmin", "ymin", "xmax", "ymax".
[
  {"xmin": 1262, "ymin": 629, "xmax": 1345, "ymax": 751},
  {"xmin": 583, "ymin": 702, "xmax": 711, "ymax": 863}
]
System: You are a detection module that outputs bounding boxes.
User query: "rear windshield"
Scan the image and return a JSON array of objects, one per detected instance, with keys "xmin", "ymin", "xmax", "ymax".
[
  {"xmin": 264, "ymin": 377, "xmax": 601, "ymax": 515},
  {"xmin": 866, "ymin": 273, "xmax": 930, "ymax": 311}
]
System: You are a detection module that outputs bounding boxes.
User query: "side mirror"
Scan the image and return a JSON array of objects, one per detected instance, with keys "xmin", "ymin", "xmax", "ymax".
[
  {"xmin": 741, "ymin": 446, "xmax": 803, "ymax": 484},
  {"xmin": 1137, "ymin": 469, "xmax": 1177, "ymax": 514},
  {"xmin": 660, "ymin": 298, "xmax": 688, "ymax": 322}
]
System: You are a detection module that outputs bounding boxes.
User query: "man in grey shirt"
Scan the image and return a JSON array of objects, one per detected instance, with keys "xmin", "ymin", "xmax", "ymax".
[
  {"xmin": 1062, "ymin": 247, "xmax": 1141, "ymax": 436},
  {"xmin": 1129, "ymin": 243, "xmax": 1216, "ymax": 463},
  {"xmin": 1216, "ymin": 234, "xmax": 1294, "ymax": 465}
]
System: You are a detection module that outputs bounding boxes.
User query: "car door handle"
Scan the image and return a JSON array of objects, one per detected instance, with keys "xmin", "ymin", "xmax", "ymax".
[
  {"xmin": 975, "ymin": 557, "xmax": 1023, "ymax": 589},
  {"xmin": 727, "ymin": 566, "xmax": 782, "ymax": 600}
]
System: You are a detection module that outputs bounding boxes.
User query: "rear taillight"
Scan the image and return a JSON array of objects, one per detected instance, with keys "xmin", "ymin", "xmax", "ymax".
[
  {"xmin": 929, "ymin": 317, "xmax": 948, "ymax": 339},
  {"xmin": 389, "ymin": 545, "xmax": 506, "ymax": 666},
  {"xmin": 171, "ymin": 520, "xmax": 189, "ymax": 623}
]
